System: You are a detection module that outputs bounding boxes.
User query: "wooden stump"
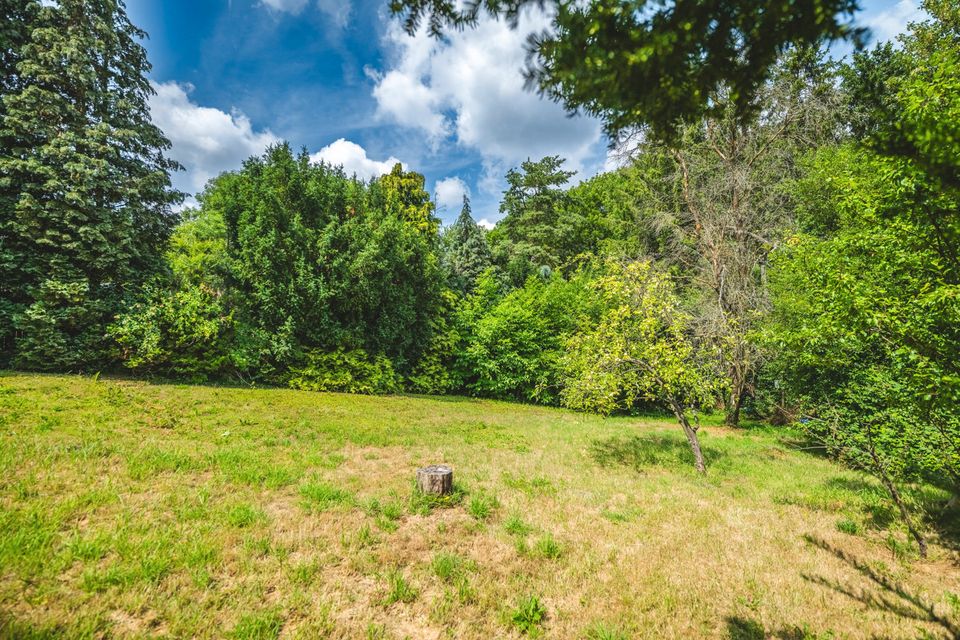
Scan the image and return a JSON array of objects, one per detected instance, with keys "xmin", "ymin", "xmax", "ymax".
[{"xmin": 416, "ymin": 464, "xmax": 453, "ymax": 495}]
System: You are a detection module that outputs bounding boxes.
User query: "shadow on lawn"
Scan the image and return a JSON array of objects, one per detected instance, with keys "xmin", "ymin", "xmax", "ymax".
[
  {"xmin": 726, "ymin": 616, "xmax": 829, "ymax": 640},
  {"xmin": 590, "ymin": 434, "xmax": 726, "ymax": 472},
  {"xmin": 801, "ymin": 535, "xmax": 960, "ymax": 639}
]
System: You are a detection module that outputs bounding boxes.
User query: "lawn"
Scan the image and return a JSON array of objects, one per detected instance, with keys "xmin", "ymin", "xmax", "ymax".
[{"xmin": 0, "ymin": 372, "xmax": 957, "ymax": 639}]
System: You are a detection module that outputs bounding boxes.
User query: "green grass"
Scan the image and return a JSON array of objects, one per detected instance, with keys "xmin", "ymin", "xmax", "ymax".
[{"xmin": 0, "ymin": 372, "xmax": 956, "ymax": 639}]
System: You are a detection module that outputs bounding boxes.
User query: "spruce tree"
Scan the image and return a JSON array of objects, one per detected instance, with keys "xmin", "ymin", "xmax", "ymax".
[
  {"xmin": 442, "ymin": 195, "xmax": 491, "ymax": 295},
  {"xmin": 0, "ymin": 0, "xmax": 181, "ymax": 369}
]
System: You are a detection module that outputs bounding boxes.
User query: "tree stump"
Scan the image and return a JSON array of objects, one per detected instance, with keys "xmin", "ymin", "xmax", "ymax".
[{"xmin": 416, "ymin": 464, "xmax": 453, "ymax": 495}]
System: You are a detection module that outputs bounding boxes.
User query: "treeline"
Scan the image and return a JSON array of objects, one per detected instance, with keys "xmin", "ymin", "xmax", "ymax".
[{"xmin": 1, "ymin": 0, "xmax": 957, "ymax": 553}]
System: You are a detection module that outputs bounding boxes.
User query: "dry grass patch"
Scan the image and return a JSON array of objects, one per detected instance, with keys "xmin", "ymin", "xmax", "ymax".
[{"xmin": 0, "ymin": 372, "xmax": 958, "ymax": 639}]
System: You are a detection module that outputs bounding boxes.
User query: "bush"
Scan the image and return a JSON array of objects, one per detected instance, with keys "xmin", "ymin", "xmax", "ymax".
[
  {"xmin": 110, "ymin": 283, "xmax": 236, "ymax": 381},
  {"xmin": 287, "ymin": 348, "xmax": 400, "ymax": 394}
]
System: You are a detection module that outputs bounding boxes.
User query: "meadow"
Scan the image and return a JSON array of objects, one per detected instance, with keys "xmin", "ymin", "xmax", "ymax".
[{"xmin": 0, "ymin": 372, "xmax": 957, "ymax": 639}]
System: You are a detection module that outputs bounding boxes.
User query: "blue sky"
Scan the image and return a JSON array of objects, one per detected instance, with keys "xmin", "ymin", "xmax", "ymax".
[{"xmin": 127, "ymin": 0, "xmax": 926, "ymax": 226}]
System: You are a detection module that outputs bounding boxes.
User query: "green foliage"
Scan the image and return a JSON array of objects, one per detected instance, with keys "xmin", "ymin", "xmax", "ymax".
[
  {"xmin": 109, "ymin": 284, "xmax": 235, "ymax": 381},
  {"xmin": 210, "ymin": 144, "xmax": 441, "ymax": 375},
  {"xmin": 490, "ymin": 156, "xmax": 574, "ymax": 286},
  {"xmin": 391, "ymin": 0, "xmax": 862, "ymax": 140},
  {"xmin": 561, "ymin": 260, "xmax": 722, "ymax": 417},
  {"xmin": 509, "ymin": 594, "xmax": 547, "ymax": 635},
  {"xmin": 765, "ymin": 8, "xmax": 960, "ymax": 550},
  {"xmin": 0, "ymin": 0, "xmax": 181, "ymax": 368},
  {"xmin": 375, "ymin": 162, "xmax": 438, "ymax": 235},
  {"xmin": 287, "ymin": 348, "xmax": 400, "ymax": 394},
  {"xmin": 11, "ymin": 279, "xmax": 110, "ymax": 371},
  {"xmin": 440, "ymin": 195, "xmax": 491, "ymax": 295},
  {"xmin": 405, "ymin": 289, "xmax": 461, "ymax": 394},
  {"xmin": 456, "ymin": 269, "xmax": 597, "ymax": 403},
  {"xmin": 383, "ymin": 568, "xmax": 417, "ymax": 605}
]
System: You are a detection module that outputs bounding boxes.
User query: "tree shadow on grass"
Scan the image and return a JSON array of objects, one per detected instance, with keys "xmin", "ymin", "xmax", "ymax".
[
  {"xmin": 590, "ymin": 434, "xmax": 725, "ymax": 472},
  {"xmin": 726, "ymin": 616, "xmax": 825, "ymax": 640},
  {"xmin": 801, "ymin": 535, "xmax": 960, "ymax": 639}
]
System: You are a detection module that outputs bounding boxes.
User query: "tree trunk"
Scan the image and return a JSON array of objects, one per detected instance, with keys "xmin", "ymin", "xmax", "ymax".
[
  {"xmin": 724, "ymin": 361, "xmax": 748, "ymax": 427},
  {"xmin": 416, "ymin": 464, "xmax": 453, "ymax": 495},
  {"xmin": 724, "ymin": 388, "xmax": 743, "ymax": 427},
  {"xmin": 670, "ymin": 400, "xmax": 706, "ymax": 474}
]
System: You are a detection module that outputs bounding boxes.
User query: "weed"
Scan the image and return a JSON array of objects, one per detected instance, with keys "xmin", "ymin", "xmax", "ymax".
[
  {"xmin": 431, "ymin": 551, "xmax": 472, "ymax": 583},
  {"xmin": 510, "ymin": 594, "xmax": 547, "ymax": 635},
  {"xmin": 289, "ymin": 560, "xmax": 319, "ymax": 586},
  {"xmin": 408, "ymin": 483, "xmax": 466, "ymax": 515},
  {"xmin": 226, "ymin": 503, "xmax": 265, "ymax": 528}
]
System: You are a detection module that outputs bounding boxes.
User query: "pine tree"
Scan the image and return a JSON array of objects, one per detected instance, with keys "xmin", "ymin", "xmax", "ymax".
[
  {"xmin": 0, "ymin": 0, "xmax": 181, "ymax": 368},
  {"xmin": 442, "ymin": 195, "xmax": 491, "ymax": 295}
]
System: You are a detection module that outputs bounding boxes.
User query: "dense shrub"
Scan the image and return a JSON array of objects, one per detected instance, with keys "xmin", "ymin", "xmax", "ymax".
[
  {"xmin": 109, "ymin": 284, "xmax": 236, "ymax": 381},
  {"xmin": 287, "ymin": 348, "xmax": 400, "ymax": 394}
]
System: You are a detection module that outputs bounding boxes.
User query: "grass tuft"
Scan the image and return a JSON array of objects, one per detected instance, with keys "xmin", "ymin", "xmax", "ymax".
[
  {"xmin": 383, "ymin": 568, "xmax": 417, "ymax": 605},
  {"xmin": 534, "ymin": 533, "xmax": 562, "ymax": 559},
  {"xmin": 467, "ymin": 493, "xmax": 499, "ymax": 522},
  {"xmin": 229, "ymin": 610, "xmax": 283, "ymax": 640},
  {"xmin": 299, "ymin": 480, "xmax": 352, "ymax": 511}
]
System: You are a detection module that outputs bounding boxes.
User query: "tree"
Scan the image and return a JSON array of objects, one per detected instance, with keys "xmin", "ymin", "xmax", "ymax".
[
  {"xmin": 0, "ymin": 0, "xmax": 181, "ymax": 368},
  {"xmin": 766, "ymin": 4, "xmax": 960, "ymax": 553},
  {"xmin": 441, "ymin": 195, "xmax": 492, "ymax": 295},
  {"xmin": 376, "ymin": 162, "xmax": 439, "ymax": 235},
  {"xmin": 191, "ymin": 144, "xmax": 443, "ymax": 376},
  {"xmin": 490, "ymin": 156, "xmax": 574, "ymax": 285},
  {"xmin": 561, "ymin": 260, "xmax": 722, "ymax": 473},
  {"xmin": 637, "ymin": 51, "xmax": 843, "ymax": 426},
  {"xmin": 390, "ymin": 0, "xmax": 863, "ymax": 140},
  {"xmin": 457, "ymin": 268, "xmax": 595, "ymax": 404}
]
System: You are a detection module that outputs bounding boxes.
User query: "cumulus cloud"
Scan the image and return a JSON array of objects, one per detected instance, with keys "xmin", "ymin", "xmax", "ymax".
[
  {"xmin": 866, "ymin": 0, "xmax": 923, "ymax": 44},
  {"xmin": 149, "ymin": 81, "xmax": 278, "ymax": 196},
  {"xmin": 371, "ymin": 7, "xmax": 603, "ymax": 186},
  {"xmin": 309, "ymin": 138, "xmax": 403, "ymax": 181},
  {"xmin": 476, "ymin": 218, "xmax": 496, "ymax": 230},
  {"xmin": 434, "ymin": 176, "xmax": 469, "ymax": 212}
]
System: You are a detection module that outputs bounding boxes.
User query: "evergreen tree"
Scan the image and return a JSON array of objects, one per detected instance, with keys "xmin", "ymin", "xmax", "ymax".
[
  {"xmin": 492, "ymin": 156, "xmax": 574, "ymax": 286},
  {"xmin": 0, "ymin": 0, "xmax": 182, "ymax": 369},
  {"xmin": 441, "ymin": 195, "xmax": 491, "ymax": 295}
]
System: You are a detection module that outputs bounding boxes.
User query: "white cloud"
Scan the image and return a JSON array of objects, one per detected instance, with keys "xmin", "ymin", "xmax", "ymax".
[
  {"xmin": 316, "ymin": 0, "xmax": 351, "ymax": 28},
  {"xmin": 149, "ymin": 81, "xmax": 279, "ymax": 196},
  {"xmin": 260, "ymin": 0, "xmax": 350, "ymax": 26},
  {"xmin": 309, "ymin": 138, "xmax": 403, "ymax": 181},
  {"xmin": 260, "ymin": 0, "xmax": 309, "ymax": 14},
  {"xmin": 476, "ymin": 218, "xmax": 496, "ymax": 230},
  {"xmin": 371, "ymin": 7, "xmax": 604, "ymax": 179},
  {"xmin": 434, "ymin": 176, "xmax": 469, "ymax": 212},
  {"xmin": 866, "ymin": 0, "xmax": 923, "ymax": 44}
]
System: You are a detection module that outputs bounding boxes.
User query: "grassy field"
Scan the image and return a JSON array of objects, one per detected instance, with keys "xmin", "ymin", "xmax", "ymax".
[{"xmin": 0, "ymin": 372, "xmax": 957, "ymax": 639}]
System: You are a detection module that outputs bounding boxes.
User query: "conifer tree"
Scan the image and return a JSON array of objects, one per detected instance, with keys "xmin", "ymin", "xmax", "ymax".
[
  {"xmin": 442, "ymin": 195, "xmax": 491, "ymax": 295},
  {"xmin": 0, "ymin": 0, "xmax": 181, "ymax": 368}
]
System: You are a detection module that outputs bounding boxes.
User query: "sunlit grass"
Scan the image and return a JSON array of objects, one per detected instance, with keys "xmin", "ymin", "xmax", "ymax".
[{"xmin": 0, "ymin": 371, "xmax": 956, "ymax": 638}]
